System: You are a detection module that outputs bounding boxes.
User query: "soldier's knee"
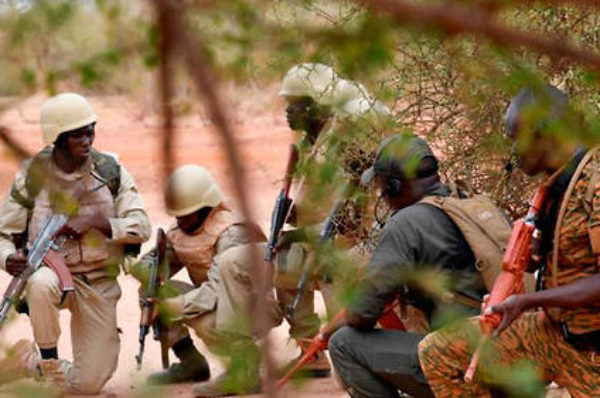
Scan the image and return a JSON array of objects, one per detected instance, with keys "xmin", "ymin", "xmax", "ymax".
[
  {"xmin": 417, "ymin": 331, "xmax": 438, "ymax": 358},
  {"xmin": 73, "ymin": 355, "xmax": 117, "ymax": 394},
  {"xmin": 26, "ymin": 268, "xmax": 60, "ymax": 304},
  {"xmin": 329, "ymin": 326, "xmax": 356, "ymax": 364}
]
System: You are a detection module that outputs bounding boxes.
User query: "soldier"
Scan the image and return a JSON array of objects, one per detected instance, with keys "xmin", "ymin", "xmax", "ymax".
[
  {"xmin": 0, "ymin": 93, "xmax": 151, "ymax": 394},
  {"xmin": 418, "ymin": 86, "xmax": 600, "ymax": 398},
  {"xmin": 275, "ymin": 63, "xmax": 391, "ymax": 377},
  {"xmin": 134, "ymin": 165, "xmax": 281, "ymax": 397},
  {"xmin": 328, "ymin": 134, "xmax": 494, "ymax": 398}
]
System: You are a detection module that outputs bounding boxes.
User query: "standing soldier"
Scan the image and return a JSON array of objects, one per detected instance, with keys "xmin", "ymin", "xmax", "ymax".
[
  {"xmin": 275, "ymin": 63, "xmax": 390, "ymax": 377},
  {"xmin": 0, "ymin": 93, "xmax": 151, "ymax": 394},
  {"xmin": 419, "ymin": 85, "xmax": 600, "ymax": 398},
  {"xmin": 133, "ymin": 165, "xmax": 281, "ymax": 397}
]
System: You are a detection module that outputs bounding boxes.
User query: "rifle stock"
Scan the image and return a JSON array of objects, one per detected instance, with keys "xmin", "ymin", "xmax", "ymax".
[
  {"xmin": 136, "ymin": 228, "xmax": 167, "ymax": 370},
  {"xmin": 465, "ymin": 184, "xmax": 547, "ymax": 382}
]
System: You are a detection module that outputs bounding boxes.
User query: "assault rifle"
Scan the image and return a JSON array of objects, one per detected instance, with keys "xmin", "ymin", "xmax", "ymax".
[
  {"xmin": 464, "ymin": 184, "xmax": 547, "ymax": 382},
  {"xmin": 264, "ymin": 144, "xmax": 299, "ymax": 268},
  {"xmin": 287, "ymin": 182, "xmax": 354, "ymax": 317},
  {"xmin": 136, "ymin": 228, "xmax": 169, "ymax": 370},
  {"xmin": 0, "ymin": 213, "xmax": 74, "ymax": 328}
]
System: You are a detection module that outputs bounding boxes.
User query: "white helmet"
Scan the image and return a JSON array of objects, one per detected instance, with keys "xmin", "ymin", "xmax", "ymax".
[
  {"xmin": 279, "ymin": 63, "xmax": 339, "ymax": 106},
  {"xmin": 164, "ymin": 165, "xmax": 223, "ymax": 217},
  {"xmin": 40, "ymin": 93, "xmax": 97, "ymax": 144},
  {"xmin": 330, "ymin": 79, "xmax": 370, "ymax": 108}
]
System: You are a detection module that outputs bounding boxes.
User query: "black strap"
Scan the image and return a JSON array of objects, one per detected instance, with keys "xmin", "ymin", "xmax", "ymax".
[{"xmin": 536, "ymin": 148, "xmax": 587, "ymax": 288}]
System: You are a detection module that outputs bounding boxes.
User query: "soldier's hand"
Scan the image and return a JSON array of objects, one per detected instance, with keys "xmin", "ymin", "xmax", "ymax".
[
  {"xmin": 6, "ymin": 251, "xmax": 28, "ymax": 277},
  {"xmin": 275, "ymin": 229, "xmax": 306, "ymax": 252},
  {"xmin": 487, "ymin": 294, "xmax": 527, "ymax": 337},
  {"xmin": 55, "ymin": 214, "xmax": 111, "ymax": 238}
]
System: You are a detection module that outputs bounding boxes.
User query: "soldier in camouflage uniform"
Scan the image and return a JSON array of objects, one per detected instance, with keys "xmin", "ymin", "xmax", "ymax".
[{"xmin": 419, "ymin": 86, "xmax": 600, "ymax": 398}]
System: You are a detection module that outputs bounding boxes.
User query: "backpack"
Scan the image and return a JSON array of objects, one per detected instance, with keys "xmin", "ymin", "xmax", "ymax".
[{"xmin": 420, "ymin": 193, "xmax": 512, "ymax": 292}]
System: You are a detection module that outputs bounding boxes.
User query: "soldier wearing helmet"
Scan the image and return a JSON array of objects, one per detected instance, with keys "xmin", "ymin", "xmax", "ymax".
[
  {"xmin": 0, "ymin": 93, "xmax": 151, "ymax": 394},
  {"xmin": 134, "ymin": 165, "xmax": 280, "ymax": 396},
  {"xmin": 270, "ymin": 63, "xmax": 375, "ymax": 379},
  {"xmin": 419, "ymin": 86, "xmax": 600, "ymax": 398}
]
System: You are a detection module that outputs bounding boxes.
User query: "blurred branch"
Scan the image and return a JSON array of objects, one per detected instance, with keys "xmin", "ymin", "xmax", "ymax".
[
  {"xmin": 0, "ymin": 126, "xmax": 31, "ymax": 161},
  {"xmin": 364, "ymin": 0, "xmax": 600, "ymax": 71},
  {"xmin": 151, "ymin": 1, "xmax": 277, "ymax": 395},
  {"xmin": 485, "ymin": 0, "xmax": 600, "ymax": 9},
  {"xmin": 157, "ymin": 9, "xmax": 176, "ymax": 182}
]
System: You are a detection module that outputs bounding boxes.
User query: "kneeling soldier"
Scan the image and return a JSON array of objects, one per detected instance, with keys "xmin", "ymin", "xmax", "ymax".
[{"xmin": 134, "ymin": 165, "xmax": 281, "ymax": 396}]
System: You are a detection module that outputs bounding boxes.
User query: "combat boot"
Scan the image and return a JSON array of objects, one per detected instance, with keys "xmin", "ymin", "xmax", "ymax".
[
  {"xmin": 192, "ymin": 372, "xmax": 262, "ymax": 397},
  {"xmin": 148, "ymin": 352, "xmax": 211, "ymax": 384},
  {"xmin": 279, "ymin": 338, "xmax": 331, "ymax": 378},
  {"xmin": 0, "ymin": 339, "xmax": 40, "ymax": 384},
  {"xmin": 193, "ymin": 337, "xmax": 261, "ymax": 397},
  {"xmin": 39, "ymin": 358, "xmax": 68, "ymax": 392}
]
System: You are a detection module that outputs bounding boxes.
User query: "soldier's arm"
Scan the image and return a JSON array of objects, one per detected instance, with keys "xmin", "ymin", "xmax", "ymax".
[
  {"xmin": 214, "ymin": 222, "xmax": 266, "ymax": 254},
  {"xmin": 491, "ymin": 274, "xmax": 600, "ymax": 335},
  {"xmin": 0, "ymin": 168, "xmax": 29, "ymax": 271},
  {"xmin": 346, "ymin": 217, "xmax": 414, "ymax": 330},
  {"xmin": 491, "ymin": 166, "xmax": 600, "ymax": 334},
  {"xmin": 130, "ymin": 236, "xmax": 183, "ymax": 280},
  {"xmin": 108, "ymin": 165, "xmax": 151, "ymax": 244}
]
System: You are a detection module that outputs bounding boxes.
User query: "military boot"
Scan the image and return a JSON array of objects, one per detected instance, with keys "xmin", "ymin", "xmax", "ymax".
[
  {"xmin": 192, "ymin": 372, "xmax": 261, "ymax": 398},
  {"xmin": 279, "ymin": 338, "xmax": 331, "ymax": 378},
  {"xmin": 148, "ymin": 353, "xmax": 210, "ymax": 384},
  {"xmin": 0, "ymin": 339, "xmax": 40, "ymax": 384},
  {"xmin": 39, "ymin": 359, "xmax": 68, "ymax": 392},
  {"xmin": 193, "ymin": 337, "xmax": 261, "ymax": 398}
]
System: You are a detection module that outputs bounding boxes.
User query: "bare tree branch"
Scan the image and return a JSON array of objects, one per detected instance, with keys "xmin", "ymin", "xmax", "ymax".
[
  {"xmin": 151, "ymin": 1, "xmax": 277, "ymax": 395},
  {"xmin": 157, "ymin": 4, "xmax": 176, "ymax": 182},
  {"xmin": 363, "ymin": 0, "xmax": 600, "ymax": 71}
]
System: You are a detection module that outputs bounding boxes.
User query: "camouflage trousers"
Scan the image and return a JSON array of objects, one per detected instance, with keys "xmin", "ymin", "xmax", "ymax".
[{"xmin": 418, "ymin": 311, "xmax": 600, "ymax": 398}]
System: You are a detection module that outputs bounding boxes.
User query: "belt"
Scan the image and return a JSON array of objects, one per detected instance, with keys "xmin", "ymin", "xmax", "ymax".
[{"xmin": 560, "ymin": 323, "xmax": 600, "ymax": 353}]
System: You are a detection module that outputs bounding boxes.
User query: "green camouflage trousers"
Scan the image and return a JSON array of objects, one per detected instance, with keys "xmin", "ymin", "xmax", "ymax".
[{"xmin": 418, "ymin": 311, "xmax": 600, "ymax": 398}]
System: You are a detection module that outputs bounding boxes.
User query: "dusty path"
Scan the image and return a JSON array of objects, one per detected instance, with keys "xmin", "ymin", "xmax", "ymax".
[{"xmin": 0, "ymin": 94, "xmax": 345, "ymax": 398}]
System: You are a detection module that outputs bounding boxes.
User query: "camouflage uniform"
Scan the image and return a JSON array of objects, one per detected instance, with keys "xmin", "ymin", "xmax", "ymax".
[{"xmin": 419, "ymin": 148, "xmax": 600, "ymax": 398}]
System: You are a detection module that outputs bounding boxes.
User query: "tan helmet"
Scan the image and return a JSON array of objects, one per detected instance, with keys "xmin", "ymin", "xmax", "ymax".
[
  {"xmin": 164, "ymin": 165, "xmax": 223, "ymax": 217},
  {"xmin": 279, "ymin": 63, "xmax": 339, "ymax": 106},
  {"xmin": 40, "ymin": 93, "xmax": 97, "ymax": 144}
]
